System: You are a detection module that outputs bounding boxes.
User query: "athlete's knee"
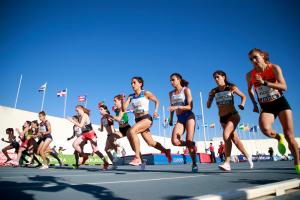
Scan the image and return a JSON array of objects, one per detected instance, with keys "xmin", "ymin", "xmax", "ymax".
[
  {"xmin": 223, "ymin": 133, "xmax": 231, "ymax": 141},
  {"xmin": 171, "ymin": 139, "xmax": 181, "ymax": 146},
  {"xmin": 72, "ymin": 142, "xmax": 78, "ymax": 149},
  {"xmin": 128, "ymin": 127, "xmax": 138, "ymax": 136},
  {"xmin": 260, "ymin": 126, "xmax": 273, "ymax": 136}
]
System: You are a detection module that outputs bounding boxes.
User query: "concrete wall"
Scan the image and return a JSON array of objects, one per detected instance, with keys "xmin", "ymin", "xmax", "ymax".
[{"xmin": 0, "ymin": 106, "xmax": 299, "ymax": 157}]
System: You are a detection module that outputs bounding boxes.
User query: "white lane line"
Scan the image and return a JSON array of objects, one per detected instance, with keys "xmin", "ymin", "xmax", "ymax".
[
  {"xmin": 0, "ymin": 174, "xmax": 205, "ymax": 189},
  {"xmin": 85, "ymin": 174, "xmax": 206, "ymax": 185}
]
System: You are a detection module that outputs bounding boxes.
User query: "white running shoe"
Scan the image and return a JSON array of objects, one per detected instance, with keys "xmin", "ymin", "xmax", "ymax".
[
  {"xmin": 218, "ymin": 163, "xmax": 231, "ymax": 171},
  {"xmin": 39, "ymin": 165, "xmax": 49, "ymax": 169}
]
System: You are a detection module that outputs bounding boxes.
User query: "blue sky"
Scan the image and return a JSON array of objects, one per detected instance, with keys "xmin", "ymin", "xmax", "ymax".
[{"xmin": 1, "ymin": 0, "xmax": 300, "ymax": 140}]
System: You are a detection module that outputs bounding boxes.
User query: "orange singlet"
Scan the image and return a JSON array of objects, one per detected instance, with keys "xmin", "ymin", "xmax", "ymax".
[{"xmin": 251, "ymin": 64, "xmax": 282, "ymax": 104}]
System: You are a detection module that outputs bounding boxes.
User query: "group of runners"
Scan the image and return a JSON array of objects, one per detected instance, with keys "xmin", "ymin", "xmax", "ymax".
[{"xmin": 1, "ymin": 48, "xmax": 299, "ymax": 174}]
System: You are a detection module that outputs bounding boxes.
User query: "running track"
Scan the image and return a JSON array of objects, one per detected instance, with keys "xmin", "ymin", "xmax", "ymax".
[{"xmin": 0, "ymin": 161, "xmax": 299, "ymax": 200}]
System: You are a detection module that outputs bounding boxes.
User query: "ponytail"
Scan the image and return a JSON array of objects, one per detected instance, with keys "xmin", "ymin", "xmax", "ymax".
[{"xmin": 170, "ymin": 73, "xmax": 189, "ymax": 87}]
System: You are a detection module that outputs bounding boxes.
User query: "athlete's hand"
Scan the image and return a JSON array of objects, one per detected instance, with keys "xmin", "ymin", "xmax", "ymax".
[
  {"xmin": 238, "ymin": 104, "xmax": 244, "ymax": 110},
  {"xmin": 254, "ymin": 74, "xmax": 264, "ymax": 85},
  {"xmin": 168, "ymin": 106, "xmax": 177, "ymax": 112},
  {"xmin": 253, "ymin": 104, "xmax": 259, "ymax": 113},
  {"xmin": 169, "ymin": 121, "xmax": 173, "ymax": 126},
  {"xmin": 153, "ymin": 112, "xmax": 159, "ymax": 119},
  {"xmin": 1, "ymin": 138, "xmax": 4, "ymax": 141}
]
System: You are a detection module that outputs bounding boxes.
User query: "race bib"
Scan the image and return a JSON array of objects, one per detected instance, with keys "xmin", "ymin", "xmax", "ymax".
[
  {"xmin": 255, "ymin": 86, "xmax": 281, "ymax": 103},
  {"xmin": 215, "ymin": 91, "xmax": 233, "ymax": 105},
  {"xmin": 171, "ymin": 94, "xmax": 185, "ymax": 106},
  {"xmin": 132, "ymin": 100, "xmax": 144, "ymax": 114},
  {"xmin": 74, "ymin": 126, "xmax": 82, "ymax": 137},
  {"xmin": 39, "ymin": 126, "xmax": 47, "ymax": 133}
]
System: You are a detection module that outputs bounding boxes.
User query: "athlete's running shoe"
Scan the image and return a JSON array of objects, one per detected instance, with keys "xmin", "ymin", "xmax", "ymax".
[
  {"xmin": 102, "ymin": 162, "xmax": 109, "ymax": 170},
  {"xmin": 11, "ymin": 161, "xmax": 19, "ymax": 167},
  {"xmin": 39, "ymin": 165, "xmax": 49, "ymax": 170},
  {"xmin": 192, "ymin": 165, "xmax": 198, "ymax": 173},
  {"xmin": 129, "ymin": 157, "xmax": 142, "ymax": 166},
  {"xmin": 218, "ymin": 163, "xmax": 231, "ymax": 171},
  {"xmin": 278, "ymin": 133, "xmax": 286, "ymax": 155}
]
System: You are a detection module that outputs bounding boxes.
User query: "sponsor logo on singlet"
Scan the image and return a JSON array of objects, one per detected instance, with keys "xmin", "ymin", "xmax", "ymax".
[
  {"xmin": 171, "ymin": 93, "xmax": 185, "ymax": 106},
  {"xmin": 215, "ymin": 91, "xmax": 233, "ymax": 105},
  {"xmin": 131, "ymin": 99, "xmax": 145, "ymax": 114},
  {"xmin": 255, "ymin": 85, "xmax": 281, "ymax": 103}
]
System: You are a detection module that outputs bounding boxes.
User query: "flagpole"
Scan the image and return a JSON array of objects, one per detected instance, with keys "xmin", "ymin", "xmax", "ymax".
[
  {"xmin": 200, "ymin": 92, "xmax": 207, "ymax": 150},
  {"xmin": 14, "ymin": 74, "xmax": 22, "ymax": 108},
  {"xmin": 64, "ymin": 88, "xmax": 68, "ymax": 118},
  {"xmin": 158, "ymin": 116, "xmax": 161, "ymax": 137},
  {"xmin": 163, "ymin": 105, "xmax": 166, "ymax": 147},
  {"xmin": 41, "ymin": 82, "xmax": 47, "ymax": 111},
  {"xmin": 84, "ymin": 96, "xmax": 88, "ymax": 107}
]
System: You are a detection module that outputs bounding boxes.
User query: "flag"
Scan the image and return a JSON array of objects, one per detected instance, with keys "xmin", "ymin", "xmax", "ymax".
[
  {"xmin": 196, "ymin": 114, "xmax": 202, "ymax": 120},
  {"xmin": 57, "ymin": 89, "xmax": 67, "ymax": 97},
  {"xmin": 209, "ymin": 123, "xmax": 215, "ymax": 128},
  {"xmin": 238, "ymin": 123, "xmax": 244, "ymax": 130},
  {"xmin": 244, "ymin": 124, "xmax": 250, "ymax": 131},
  {"xmin": 38, "ymin": 83, "xmax": 47, "ymax": 92},
  {"xmin": 163, "ymin": 117, "xmax": 170, "ymax": 128},
  {"xmin": 78, "ymin": 95, "xmax": 86, "ymax": 102},
  {"xmin": 250, "ymin": 125, "xmax": 258, "ymax": 133}
]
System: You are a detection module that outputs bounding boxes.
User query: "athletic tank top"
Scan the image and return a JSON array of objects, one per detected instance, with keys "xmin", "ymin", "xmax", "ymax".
[
  {"xmin": 130, "ymin": 90, "xmax": 149, "ymax": 114},
  {"xmin": 39, "ymin": 121, "xmax": 49, "ymax": 133},
  {"xmin": 115, "ymin": 109, "xmax": 129, "ymax": 125},
  {"xmin": 171, "ymin": 87, "xmax": 188, "ymax": 106},
  {"xmin": 214, "ymin": 86, "xmax": 234, "ymax": 106},
  {"xmin": 101, "ymin": 116, "xmax": 114, "ymax": 127},
  {"xmin": 80, "ymin": 115, "xmax": 93, "ymax": 133},
  {"xmin": 73, "ymin": 125, "xmax": 82, "ymax": 137},
  {"xmin": 251, "ymin": 64, "xmax": 282, "ymax": 104}
]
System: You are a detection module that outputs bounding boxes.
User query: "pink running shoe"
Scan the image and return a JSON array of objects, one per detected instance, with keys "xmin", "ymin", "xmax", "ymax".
[{"xmin": 129, "ymin": 157, "xmax": 142, "ymax": 166}]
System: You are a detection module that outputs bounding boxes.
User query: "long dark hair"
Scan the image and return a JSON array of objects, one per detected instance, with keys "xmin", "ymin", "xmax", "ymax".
[
  {"xmin": 99, "ymin": 104, "xmax": 110, "ymax": 115},
  {"xmin": 170, "ymin": 73, "xmax": 189, "ymax": 87},
  {"xmin": 6, "ymin": 128, "xmax": 14, "ymax": 134},
  {"xmin": 213, "ymin": 70, "xmax": 235, "ymax": 87},
  {"xmin": 132, "ymin": 76, "xmax": 144, "ymax": 89}
]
